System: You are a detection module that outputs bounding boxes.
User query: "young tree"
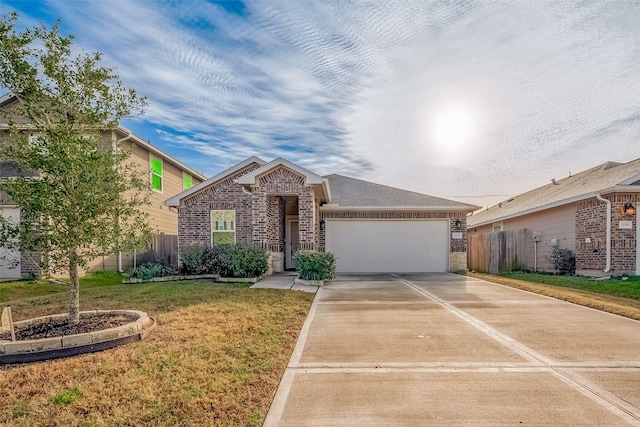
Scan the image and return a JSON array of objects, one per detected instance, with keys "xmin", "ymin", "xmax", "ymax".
[{"xmin": 0, "ymin": 12, "xmax": 153, "ymax": 322}]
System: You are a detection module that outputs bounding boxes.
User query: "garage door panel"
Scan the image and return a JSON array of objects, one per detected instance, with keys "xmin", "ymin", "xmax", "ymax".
[{"xmin": 326, "ymin": 220, "xmax": 448, "ymax": 273}]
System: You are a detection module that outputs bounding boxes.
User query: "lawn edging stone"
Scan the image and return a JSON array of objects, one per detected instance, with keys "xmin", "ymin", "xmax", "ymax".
[
  {"xmin": 122, "ymin": 274, "xmax": 265, "ymax": 284},
  {"xmin": 0, "ymin": 309, "xmax": 156, "ymax": 364}
]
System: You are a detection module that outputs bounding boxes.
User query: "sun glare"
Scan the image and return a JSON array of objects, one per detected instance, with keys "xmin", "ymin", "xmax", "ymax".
[{"xmin": 431, "ymin": 107, "xmax": 475, "ymax": 149}]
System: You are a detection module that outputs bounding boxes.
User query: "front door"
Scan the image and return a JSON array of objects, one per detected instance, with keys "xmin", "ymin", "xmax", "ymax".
[{"xmin": 286, "ymin": 220, "xmax": 299, "ymax": 269}]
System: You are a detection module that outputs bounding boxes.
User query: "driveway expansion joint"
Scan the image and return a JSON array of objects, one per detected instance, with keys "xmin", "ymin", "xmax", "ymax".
[{"xmin": 396, "ymin": 274, "xmax": 640, "ymax": 424}]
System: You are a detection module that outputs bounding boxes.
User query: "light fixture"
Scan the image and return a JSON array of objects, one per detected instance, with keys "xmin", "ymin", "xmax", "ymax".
[
  {"xmin": 623, "ymin": 202, "xmax": 635, "ymax": 216},
  {"xmin": 455, "ymin": 219, "xmax": 462, "ymax": 228},
  {"xmin": 319, "ymin": 219, "xmax": 325, "ymax": 230}
]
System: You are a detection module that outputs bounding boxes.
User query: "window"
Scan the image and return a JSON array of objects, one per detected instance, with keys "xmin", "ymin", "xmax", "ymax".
[
  {"xmin": 150, "ymin": 155, "xmax": 163, "ymax": 192},
  {"xmin": 183, "ymin": 173, "xmax": 193, "ymax": 190},
  {"xmin": 211, "ymin": 210, "xmax": 235, "ymax": 246}
]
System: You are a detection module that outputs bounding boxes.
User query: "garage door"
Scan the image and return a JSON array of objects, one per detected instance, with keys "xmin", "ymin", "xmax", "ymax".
[{"xmin": 325, "ymin": 220, "xmax": 448, "ymax": 273}]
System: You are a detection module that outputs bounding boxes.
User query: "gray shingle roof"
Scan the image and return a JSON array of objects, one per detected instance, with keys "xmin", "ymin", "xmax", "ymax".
[
  {"xmin": 468, "ymin": 158, "xmax": 640, "ymax": 227},
  {"xmin": 323, "ymin": 174, "xmax": 479, "ymax": 211}
]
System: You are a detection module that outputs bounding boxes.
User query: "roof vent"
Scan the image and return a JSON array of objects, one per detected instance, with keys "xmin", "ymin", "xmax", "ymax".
[{"xmin": 551, "ymin": 178, "xmax": 558, "ymax": 185}]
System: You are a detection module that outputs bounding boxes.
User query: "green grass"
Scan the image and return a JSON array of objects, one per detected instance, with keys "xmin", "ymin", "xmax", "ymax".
[
  {"xmin": 1, "ymin": 272, "xmax": 315, "ymax": 426},
  {"xmin": 497, "ymin": 272, "xmax": 640, "ymax": 300},
  {"xmin": 0, "ymin": 270, "xmax": 124, "ymax": 305},
  {"xmin": 51, "ymin": 387, "xmax": 83, "ymax": 405}
]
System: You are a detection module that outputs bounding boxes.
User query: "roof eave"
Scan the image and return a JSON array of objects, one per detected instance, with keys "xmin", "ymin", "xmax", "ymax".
[
  {"xmin": 164, "ymin": 156, "xmax": 266, "ymax": 207},
  {"xmin": 321, "ymin": 205, "xmax": 479, "ymax": 213},
  {"xmin": 114, "ymin": 126, "xmax": 206, "ymax": 181},
  {"xmin": 467, "ymin": 185, "xmax": 640, "ymax": 228}
]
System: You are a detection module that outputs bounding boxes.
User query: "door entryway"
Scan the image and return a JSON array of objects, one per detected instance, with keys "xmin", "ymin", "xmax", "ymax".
[{"xmin": 286, "ymin": 219, "xmax": 299, "ymax": 269}]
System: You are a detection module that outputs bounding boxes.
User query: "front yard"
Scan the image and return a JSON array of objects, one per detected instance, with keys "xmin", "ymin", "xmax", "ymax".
[
  {"xmin": 467, "ymin": 272, "xmax": 640, "ymax": 320},
  {"xmin": 0, "ymin": 273, "xmax": 314, "ymax": 426}
]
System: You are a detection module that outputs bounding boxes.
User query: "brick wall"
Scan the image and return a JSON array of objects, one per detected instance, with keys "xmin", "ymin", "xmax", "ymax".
[
  {"xmin": 178, "ymin": 164, "xmax": 320, "ymax": 252},
  {"xmin": 178, "ymin": 163, "xmax": 261, "ymax": 249},
  {"xmin": 576, "ymin": 193, "xmax": 638, "ymax": 274},
  {"xmin": 252, "ymin": 167, "xmax": 318, "ymax": 249}
]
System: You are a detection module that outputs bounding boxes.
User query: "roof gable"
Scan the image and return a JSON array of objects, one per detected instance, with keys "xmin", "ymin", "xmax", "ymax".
[
  {"xmin": 164, "ymin": 156, "xmax": 266, "ymax": 206},
  {"xmin": 237, "ymin": 157, "xmax": 324, "ymax": 186},
  {"xmin": 468, "ymin": 158, "xmax": 640, "ymax": 227}
]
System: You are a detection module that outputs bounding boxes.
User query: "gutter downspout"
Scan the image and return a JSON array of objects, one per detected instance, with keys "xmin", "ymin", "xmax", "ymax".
[
  {"xmin": 115, "ymin": 132, "xmax": 133, "ymax": 273},
  {"xmin": 595, "ymin": 193, "xmax": 611, "ymax": 273}
]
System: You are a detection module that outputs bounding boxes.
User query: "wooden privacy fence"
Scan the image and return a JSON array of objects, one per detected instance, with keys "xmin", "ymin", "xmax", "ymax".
[
  {"xmin": 468, "ymin": 229, "xmax": 528, "ymax": 274},
  {"xmin": 136, "ymin": 234, "xmax": 179, "ymax": 267}
]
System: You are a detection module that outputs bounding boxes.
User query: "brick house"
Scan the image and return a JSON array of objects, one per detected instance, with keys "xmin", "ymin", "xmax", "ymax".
[
  {"xmin": 0, "ymin": 93, "xmax": 206, "ymax": 279},
  {"xmin": 165, "ymin": 156, "xmax": 479, "ymax": 274},
  {"xmin": 467, "ymin": 159, "xmax": 640, "ymax": 276}
]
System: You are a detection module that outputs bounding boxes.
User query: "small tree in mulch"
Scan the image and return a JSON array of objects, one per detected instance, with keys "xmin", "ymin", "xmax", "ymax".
[{"xmin": 0, "ymin": 12, "xmax": 152, "ymax": 323}]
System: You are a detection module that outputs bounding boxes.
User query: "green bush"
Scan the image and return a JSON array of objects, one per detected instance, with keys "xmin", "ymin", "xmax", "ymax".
[
  {"xmin": 546, "ymin": 247, "xmax": 576, "ymax": 275},
  {"xmin": 213, "ymin": 244, "xmax": 269, "ymax": 278},
  {"xmin": 129, "ymin": 262, "xmax": 178, "ymax": 280},
  {"xmin": 179, "ymin": 245, "xmax": 207, "ymax": 275},
  {"xmin": 179, "ymin": 243, "xmax": 269, "ymax": 278},
  {"xmin": 294, "ymin": 250, "xmax": 336, "ymax": 281}
]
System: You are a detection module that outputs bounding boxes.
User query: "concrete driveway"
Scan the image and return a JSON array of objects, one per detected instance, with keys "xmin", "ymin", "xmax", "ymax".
[{"xmin": 263, "ymin": 273, "xmax": 640, "ymax": 426}]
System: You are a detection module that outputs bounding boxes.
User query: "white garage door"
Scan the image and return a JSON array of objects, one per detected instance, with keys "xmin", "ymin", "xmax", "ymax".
[
  {"xmin": 325, "ymin": 220, "xmax": 449, "ymax": 273},
  {"xmin": 0, "ymin": 208, "xmax": 21, "ymax": 280}
]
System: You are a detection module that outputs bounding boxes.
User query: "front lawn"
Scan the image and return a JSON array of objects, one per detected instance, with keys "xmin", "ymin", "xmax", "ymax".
[
  {"xmin": 0, "ymin": 274, "xmax": 314, "ymax": 426},
  {"xmin": 496, "ymin": 272, "xmax": 640, "ymax": 300},
  {"xmin": 466, "ymin": 272, "xmax": 640, "ymax": 321}
]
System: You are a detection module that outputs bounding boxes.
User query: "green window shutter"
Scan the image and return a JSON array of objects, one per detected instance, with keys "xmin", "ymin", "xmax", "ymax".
[{"xmin": 183, "ymin": 174, "xmax": 192, "ymax": 190}]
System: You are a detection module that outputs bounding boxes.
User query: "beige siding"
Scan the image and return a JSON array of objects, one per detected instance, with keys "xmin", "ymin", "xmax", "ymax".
[
  {"xmin": 85, "ymin": 136, "xmax": 203, "ymax": 273},
  {"xmin": 468, "ymin": 204, "xmax": 575, "ymax": 272}
]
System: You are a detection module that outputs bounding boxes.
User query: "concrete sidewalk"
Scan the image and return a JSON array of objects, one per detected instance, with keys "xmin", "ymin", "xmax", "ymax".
[
  {"xmin": 264, "ymin": 273, "xmax": 640, "ymax": 426},
  {"xmin": 250, "ymin": 271, "xmax": 318, "ymax": 293}
]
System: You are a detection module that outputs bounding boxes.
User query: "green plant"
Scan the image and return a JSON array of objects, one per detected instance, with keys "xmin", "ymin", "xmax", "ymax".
[
  {"xmin": 179, "ymin": 245, "xmax": 207, "ymax": 275},
  {"xmin": 130, "ymin": 262, "xmax": 178, "ymax": 280},
  {"xmin": 546, "ymin": 247, "xmax": 576, "ymax": 275},
  {"xmin": 52, "ymin": 387, "xmax": 83, "ymax": 405},
  {"xmin": 213, "ymin": 244, "xmax": 269, "ymax": 278},
  {"xmin": 294, "ymin": 250, "xmax": 336, "ymax": 281},
  {"xmin": 0, "ymin": 12, "xmax": 151, "ymax": 323}
]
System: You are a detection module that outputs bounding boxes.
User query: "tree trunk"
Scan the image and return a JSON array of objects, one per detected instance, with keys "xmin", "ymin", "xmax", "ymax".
[{"xmin": 68, "ymin": 250, "xmax": 80, "ymax": 324}]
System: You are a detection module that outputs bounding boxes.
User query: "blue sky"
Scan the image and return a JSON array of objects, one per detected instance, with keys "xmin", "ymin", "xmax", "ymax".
[{"xmin": 3, "ymin": 0, "xmax": 639, "ymax": 209}]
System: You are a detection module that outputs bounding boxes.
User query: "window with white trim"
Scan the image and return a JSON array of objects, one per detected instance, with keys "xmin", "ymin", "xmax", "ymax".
[
  {"xmin": 150, "ymin": 155, "xmax": 163, "ymax": 192},
  {"xmin": 211, "ymin": 210, "xmax": 235, "ymax": 246}
]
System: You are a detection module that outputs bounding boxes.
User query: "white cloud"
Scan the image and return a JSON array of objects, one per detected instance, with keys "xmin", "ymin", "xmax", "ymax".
[{"xmin": 6, "ymin": 0, "xmax": 640, "ymax": 208}]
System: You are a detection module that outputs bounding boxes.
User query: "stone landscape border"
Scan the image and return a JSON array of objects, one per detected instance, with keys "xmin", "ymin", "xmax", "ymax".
[
  {"xmin": 122, "ymin": 274, "xmax": 265, "ymax": 284},
  {"xmin": 0, "ymin": 310, "xmax": 156, "ymax": 364}
]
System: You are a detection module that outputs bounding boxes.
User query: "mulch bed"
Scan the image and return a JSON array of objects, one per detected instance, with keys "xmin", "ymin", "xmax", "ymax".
[{"xmin": 0, "ymin": 313, "xmax": 137, "ymax": 341}]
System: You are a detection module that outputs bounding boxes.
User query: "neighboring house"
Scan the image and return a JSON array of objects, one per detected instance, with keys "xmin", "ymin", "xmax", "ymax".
[
  {"xmin": 0, "ymin": 93, "xmax": 206, "ymax": 279},
  {"xmin": 467, "ymin": 159, "xmax": 640, "ymax": 276},
  {"xmin": 165, "ymin": 156, "xmax": 479, "ymax": 274}
]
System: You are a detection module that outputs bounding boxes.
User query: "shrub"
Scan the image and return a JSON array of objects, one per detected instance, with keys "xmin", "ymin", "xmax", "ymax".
[
  {"xmin": 546, "ymin": 247, "xmax": 576, "ymax": 275},
  {"xmin": 179, "ymin": 245, "xmax": 207, "ymax": 275},
  {"xmin": 213, "ymin": 244, "xmax": 269, "ymax": 278},
  {"xmin": 294, "ymin": 250, "xmax": 336, "ymax": 281},
  {"xmin": 129, "ymin": 262, "xmax": 178, "ymax": 280}
]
